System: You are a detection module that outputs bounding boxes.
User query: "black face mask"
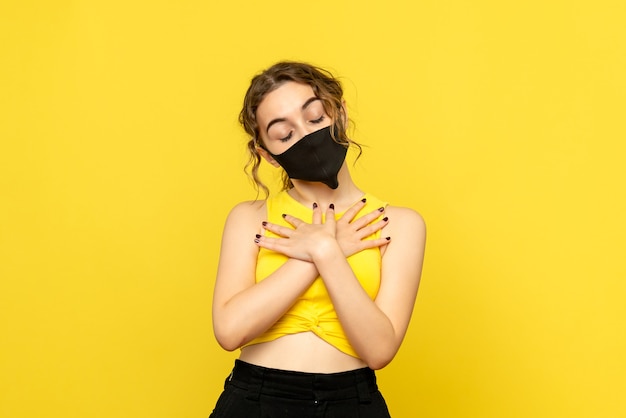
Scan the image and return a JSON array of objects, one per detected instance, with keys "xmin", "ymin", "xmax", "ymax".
[{"xmin": 268, "ymin": 126, "xmax": 347, "ymax": 189}]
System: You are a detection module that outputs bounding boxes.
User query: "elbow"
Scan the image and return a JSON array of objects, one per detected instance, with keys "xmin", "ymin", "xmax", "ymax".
[
  {"xmin": 362, "ymin": 348, "xmax": 397, "ymax": 370},
  {"xmin": 365, "ymin": 356, "xmax": 394, "ymax": 371},
  {"xmin": 213, "ymin": 320, "xmax": 245, "ymax": 352},
  {"xmin": 215, "ymin": 334, "xmax": 240, "ymax": 352}
]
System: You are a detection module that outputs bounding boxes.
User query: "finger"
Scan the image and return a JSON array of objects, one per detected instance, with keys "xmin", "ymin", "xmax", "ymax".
[
  {"xmin": 325, "ymin": 203, "xmax": 336, "ymax": 226},
  {"xmin": 354, "ymin": 236, "xmax": 392, "ymax": 252},
  {"xmin": 312, "ymin": 202, "xmax": 322, "ymax": 224},
  {"xmin": 281, "ymin": 214, "xmax": 305, "ymax": 228},
  {"xmin": 338, "ymin": 197, "xmax": 368, "ymax": 224},
  {"xmin": 261, "ymin": 220, "xmax": 294, "ymax": 238},
  {"xmin": 254, "ymin": 235, "xmax": 286, "ymax": 252},
  {"xmin": 351, "ymin": 206, "xmax": 386, "ymax": 230},
  {"xmin": 354, "ymin": 216, "xmax": 389, "ymax": 239},
  {"xmin": 254, "ymin": 234, "xmax": 313, "ymax": 262}
]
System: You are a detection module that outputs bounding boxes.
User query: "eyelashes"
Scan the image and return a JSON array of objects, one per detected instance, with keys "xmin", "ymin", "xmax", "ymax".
[{"xmin": 279, "ymin": 115, "xmax": 325, "ymax": 142}]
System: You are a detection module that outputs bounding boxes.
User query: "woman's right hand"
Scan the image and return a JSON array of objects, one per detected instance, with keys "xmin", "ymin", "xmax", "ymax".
[
  {"xmin": 334, "ymin": 199, "xmax": 390, "ymax": 257},
  {"xmin": 255, "ymin": 204, "xmax": 339, "ymax": 262}
]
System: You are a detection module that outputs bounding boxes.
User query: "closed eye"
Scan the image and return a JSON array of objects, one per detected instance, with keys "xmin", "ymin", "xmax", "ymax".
[
  {"xmin": 310, "ymin": 115, "xmax": 325, "ymax": 124},
  {"xmin": 279, "ymin": 131, "xmax": 293, "ymax": 142}
]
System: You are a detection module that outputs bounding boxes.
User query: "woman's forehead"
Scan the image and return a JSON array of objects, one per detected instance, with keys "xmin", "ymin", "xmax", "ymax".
[{"xmin": 256, "ymin": 82, "xmax": 317, "ymax": 121}]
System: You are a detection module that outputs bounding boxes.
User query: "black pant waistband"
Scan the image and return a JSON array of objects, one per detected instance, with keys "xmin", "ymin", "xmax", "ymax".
[{"xmin": 227, "ymin": 360, "xmax": 378, "ymax": 402}]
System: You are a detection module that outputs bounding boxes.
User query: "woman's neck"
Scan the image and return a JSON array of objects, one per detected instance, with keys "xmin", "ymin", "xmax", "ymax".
[{"xmin": 287, "ymin": 169, "xmax": 364, "ymax": 212}]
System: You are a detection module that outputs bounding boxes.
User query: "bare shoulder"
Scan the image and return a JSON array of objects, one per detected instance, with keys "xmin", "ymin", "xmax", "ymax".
[
  {"xmin": 379, "ymin": 205, "xmax": 426, "ymax": 261},
  {"xmin": 219, "ymin": 200, "xmax": 268, "ymax": 244},
  {"xmin": 384, "ymin": 205, "xmax": 426, "ymax": 237},
  {"xmin": 228, "ymin": 199, "xmax": 266, "ymax": 215},
  {"xmin": 217, "ymin": 200, "xmax": 267, "ymax": 279},
  {"xmin": 224, "ymin": 200, "xmax": 267, "ymax": 226}
]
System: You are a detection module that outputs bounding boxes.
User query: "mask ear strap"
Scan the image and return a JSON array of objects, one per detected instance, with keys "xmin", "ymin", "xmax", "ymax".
[{"xmin": 253, "ymin": 137, "xmax": 267, "ymax": 151}]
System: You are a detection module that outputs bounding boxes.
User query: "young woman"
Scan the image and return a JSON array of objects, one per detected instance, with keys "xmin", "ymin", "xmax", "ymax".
[{"xmin": 210, "ymin": 62, "xmax": 426, "ymax": 417}]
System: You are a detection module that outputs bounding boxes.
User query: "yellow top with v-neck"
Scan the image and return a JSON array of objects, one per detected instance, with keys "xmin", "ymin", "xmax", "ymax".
[{"xmin": 241, "ymin": 190, "xmax": 387, "ymax": 358}]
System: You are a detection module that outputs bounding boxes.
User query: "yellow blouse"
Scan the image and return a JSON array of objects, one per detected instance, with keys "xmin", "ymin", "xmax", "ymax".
[{"xmin": 242, "ymin": 190, "xmax": 387, "ymax": 358}]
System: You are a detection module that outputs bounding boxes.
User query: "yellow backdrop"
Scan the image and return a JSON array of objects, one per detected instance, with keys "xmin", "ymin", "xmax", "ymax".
[{"xmin": 1, "ymin": 1, "xmax": 625, "ymax": 417}]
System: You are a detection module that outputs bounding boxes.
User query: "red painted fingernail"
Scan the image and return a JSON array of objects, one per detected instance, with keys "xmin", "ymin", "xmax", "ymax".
[
  {"xmin": 281, "ymin": 213, "xmax": 287, "ymax": 218},
  {"xmin": 361, "ymin": 198, "xmax": 367, "ymax": 203},
  {"xmin": 254, "ymin": 238, "xmax": 260, "ymax": 243},
  {"xmin": 262, "ymin": 221, "xmax": 267, "ymax": 226},
  {"xmin": 378, "ymin": 207, "xmax": 384, "ymax": 212},
  {"xmin": 313, "ymin": 202, "xmax": 318, "ymax": 209},
  {"xmin": 329, "ymin": 203, "xmax": 335, "ymax": 210},
  {"xmin": 386, "ymin": 236, "xmax": 391, "ymax": 241},
  {"xmin": 255, "ymin": 234, "xmax": 261, "ymax": 238},
  {"xmin": 383, "ymin": 217, "xmax": 388, "ymax": 222}
]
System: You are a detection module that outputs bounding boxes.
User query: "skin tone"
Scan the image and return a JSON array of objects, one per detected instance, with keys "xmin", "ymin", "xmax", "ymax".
[{"xmin": 212, "ymin": 81, "xmax": 426, "ymax": 372}]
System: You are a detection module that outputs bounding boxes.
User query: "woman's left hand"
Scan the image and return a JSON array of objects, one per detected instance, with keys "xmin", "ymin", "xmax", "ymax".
[{"xmin": 335, "ymin": 199, "xmax": 390, "ymax": 257}]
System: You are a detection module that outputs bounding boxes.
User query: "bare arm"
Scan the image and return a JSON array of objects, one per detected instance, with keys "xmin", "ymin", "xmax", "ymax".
[
  {"xmin": 317, "ymin": 206, "xmax": 426, "ymax": 369},
  {"xmin": 212, "ymin": 201, "xmax": 319, "ymax": 351},
  {"xmin": 258, "ymin": 204, "xmax": 426, "ymax": 369}
]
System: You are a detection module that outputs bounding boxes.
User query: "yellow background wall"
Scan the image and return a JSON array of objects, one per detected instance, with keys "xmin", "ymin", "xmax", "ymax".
[{"xmin": 1, "ymin": 1, "xmax": 624, "ymax": 417}]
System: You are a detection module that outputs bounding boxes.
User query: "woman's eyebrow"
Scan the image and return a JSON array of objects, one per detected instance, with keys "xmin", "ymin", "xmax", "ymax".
[
  {"xmin": 265, "ymin": 97, "xmax": 320, "ymax": 134},
  {"xmin": 301, "ymin": 96, "xmax": 320, "ymax": 110}
]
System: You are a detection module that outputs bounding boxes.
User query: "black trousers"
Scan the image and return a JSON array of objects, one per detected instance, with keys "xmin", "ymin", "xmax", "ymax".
[{"xmin": 209, "ymin": 360, "xmax": 392, "ymax": 418}]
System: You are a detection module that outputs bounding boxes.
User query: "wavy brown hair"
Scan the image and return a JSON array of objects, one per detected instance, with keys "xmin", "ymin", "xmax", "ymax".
[{"xmin": 239, "ymin": 61, "xmax": 362, "ymax": 197}]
